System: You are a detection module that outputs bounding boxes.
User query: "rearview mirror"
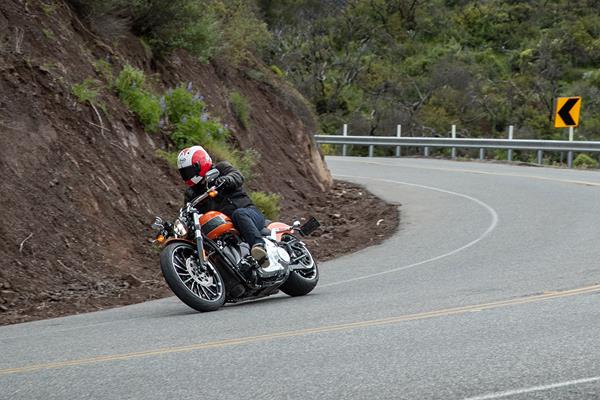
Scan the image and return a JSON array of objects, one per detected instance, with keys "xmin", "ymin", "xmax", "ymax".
[{"xmin": 204, "ymin": 168, "xmax": 220, "ymax": 183}]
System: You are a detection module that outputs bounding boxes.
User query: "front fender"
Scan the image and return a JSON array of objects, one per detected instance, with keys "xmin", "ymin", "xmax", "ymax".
[
  {"xmin": 162, "ymin": 237, "xmax": 196, "ymax": 247},
  {"xmin": 160, "ymin": 238, "xmax": 207, "ymax": 259}
]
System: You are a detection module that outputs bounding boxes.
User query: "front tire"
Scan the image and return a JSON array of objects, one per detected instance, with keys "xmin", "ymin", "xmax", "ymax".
[{"xmin": 160, "ymin": 242, "xmax": 226, "ymax": 312}]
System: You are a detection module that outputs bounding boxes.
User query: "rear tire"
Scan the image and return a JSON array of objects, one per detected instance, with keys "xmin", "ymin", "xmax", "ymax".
[
  {"xmin": 280, "ymin": 264, "xmax": 319, "ymax": 296},
  {"xmin": 160, "ymin": 242, "xmax": 226, "ymax": 312},
  {"xmin": 280, "ymin": 240, "xmax": 319, "ymax": 296}
]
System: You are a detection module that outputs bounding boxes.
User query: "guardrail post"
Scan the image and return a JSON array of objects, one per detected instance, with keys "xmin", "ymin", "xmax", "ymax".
[
  {"xmin": 537, "ymin": 150, "xmax": 543, "ymax": 165},
  {"xmin": 342, "ymin": 124, "xmax": 348, "ymax": 157},
  {"xmin": 424, "ymin": 147, "xmax": 430, "ymax": 157},
  {"xmin": 395, "ymin": 125, "xmax": 402, "ymax": 157},
  {"xmin": 567, "ymin": 126, "xmax": 574, "ymax": 168},
  {"xmin": 479, "ymin": 148, "xmax": 485, "ymax": 161},
  {"xmin": 368, "ymin": 145, "xmax": 374, "ymax": 158},
  {"xmin": 451, "ymin": 125, "xmax": 457, "ymax": 159},
  {"xmin": 507, "ymin": 125, "xmax": 514, "ymax": 162}
]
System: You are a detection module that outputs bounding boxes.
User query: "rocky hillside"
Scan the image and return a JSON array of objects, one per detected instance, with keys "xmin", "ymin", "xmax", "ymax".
[{"xmin": 0, "ymin": 0, "xmax": 397, "ymax": 323}]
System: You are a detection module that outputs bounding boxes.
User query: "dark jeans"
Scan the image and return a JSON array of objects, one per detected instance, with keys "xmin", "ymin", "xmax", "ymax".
[{"xmin": 231, "ymin": 207, "xmax": 265, "ymax": 247}]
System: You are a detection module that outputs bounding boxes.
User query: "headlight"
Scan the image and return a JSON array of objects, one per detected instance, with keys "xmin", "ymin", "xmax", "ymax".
[{"xmin": 173, "ymin": 219, "xmax": 188, "ymax": 237}]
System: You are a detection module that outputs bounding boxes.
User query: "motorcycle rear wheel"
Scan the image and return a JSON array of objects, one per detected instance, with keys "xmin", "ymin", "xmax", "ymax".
[
  {"xmin": 160, "ymin": 242, "xmax": 226, "ymax": 312},
  {"xmin": 280, "ymin": 240, "xmax": 319, "ymax": 297}
]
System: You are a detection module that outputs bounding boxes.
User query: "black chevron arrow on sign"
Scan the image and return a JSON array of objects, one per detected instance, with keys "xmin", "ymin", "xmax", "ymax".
[{"xmin": 558, "ymin": 98, "xmax": 579, "ymax": 126}]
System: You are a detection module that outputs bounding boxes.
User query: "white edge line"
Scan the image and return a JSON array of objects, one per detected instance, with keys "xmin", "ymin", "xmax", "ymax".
[
  {"xmin": 463, "ymin": 376, "xmax": 600, "ymax": 400},
  {"xmin": 320, "ymin": 175, "xmax": 499, "ymax": 288}
]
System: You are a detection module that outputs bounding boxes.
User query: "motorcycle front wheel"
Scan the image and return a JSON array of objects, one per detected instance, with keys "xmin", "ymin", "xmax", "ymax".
[{"xmin": 160, "ymin": 242, "xmax": 226, "ymax": 312}]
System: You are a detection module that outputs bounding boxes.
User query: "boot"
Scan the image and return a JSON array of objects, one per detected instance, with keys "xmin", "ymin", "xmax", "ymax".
[{"xmin": 251, "ymin": 243, "xmax": 270, "ymax": 269}]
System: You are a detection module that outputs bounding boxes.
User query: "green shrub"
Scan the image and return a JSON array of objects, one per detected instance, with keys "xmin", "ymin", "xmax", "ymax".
[
  {"xmin": 115, "ymin": 64, "xmax": 145, "ymax": 93},
  {"xmin": 573, "ymin": 153, "xmax": 599, "ymax": 169},
  {"xmin": 229, "ymin": 91, "xmax": 250, "ymax": 129},
  {"xmin": 139, "ymin": 6, "xmax": 222, "ymax": 62},
  {"xmin": 72, "ymin": 78, "xmax": 100, "ymax": 104},
  {"xmin": 249, "ymin": 191, "xmax": 281, "ymax": 220},
  {"xmin": 42, "ymin": 28, "xmax": 56, "ymax": 40},
  {"xmin": 204, "ymin": 141, "xmax": 258, "ymax": 180},
  {"xmin": 115, "ymin": 65, "xmax": 161, "ymax": 132},
  {"xmin": 319, "ymin": 143, "xmax": 338, "ymax": 156},
  {"xmin": 209, "ymin": 0, "xmax": 272, "ymax": 64},
  {"xmin": 155, "ymin": 149, "xmax": 178, "ymax": 167},
  {"xmin": 70, "ymin": 0, "xmax": 221, "ymax": 61},
  {"xmin": 171, "ymin": 115, "xmax": 230, "ymax": 146},
  {"xmin": 270, "ymin": 64, "xmax": 284, "ymax": 77},
  {"xmin": 164, "ymin": 86, "xmax": 205, "ymax": 124},
  {"xmin": 93, "ymin": 59, "xmax": 113, "ymax": 83}
]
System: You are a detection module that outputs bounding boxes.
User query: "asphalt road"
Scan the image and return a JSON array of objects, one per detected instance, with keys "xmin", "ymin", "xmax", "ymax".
[{"xmin": 2, "ymin": 157, "xmax": 600, "ymax": 400}]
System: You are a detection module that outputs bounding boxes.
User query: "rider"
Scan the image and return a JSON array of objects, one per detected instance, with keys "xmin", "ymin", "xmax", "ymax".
[{"xmin": 176, "ymin": 145, "xmax": 269, "ymax": 268}]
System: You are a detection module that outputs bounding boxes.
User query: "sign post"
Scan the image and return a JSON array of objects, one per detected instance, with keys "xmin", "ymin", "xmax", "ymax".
[{"xmin": 554, "ymin": 97, "xmax": 582, "ymax": 168}]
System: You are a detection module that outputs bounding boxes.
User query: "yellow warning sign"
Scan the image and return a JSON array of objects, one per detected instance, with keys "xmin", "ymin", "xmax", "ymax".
[{"xmin": 554, "ymin": 97, "xmax": 582, "ymax": 128}]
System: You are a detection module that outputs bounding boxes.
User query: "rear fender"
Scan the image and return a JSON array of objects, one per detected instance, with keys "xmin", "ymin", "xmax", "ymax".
[{"xmin": 267, "ymin": 222, "xmax": 293, "ymax": 242}]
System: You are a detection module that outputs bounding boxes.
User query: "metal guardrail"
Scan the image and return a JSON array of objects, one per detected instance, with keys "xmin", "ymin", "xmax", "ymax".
[{"xmin": 314, "ymin": 135, "xmax": 600, "ymax": 167}]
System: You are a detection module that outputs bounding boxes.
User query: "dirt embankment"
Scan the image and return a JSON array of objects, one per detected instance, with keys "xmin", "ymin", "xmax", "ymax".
[{"xmin": 0, "ymin": 1, "xmax": 398, "ymax": 325}]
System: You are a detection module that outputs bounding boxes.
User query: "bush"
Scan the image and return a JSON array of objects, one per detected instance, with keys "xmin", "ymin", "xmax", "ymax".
[
  {"xmin": 209, "ymin": 0, "xmax": 272, "ymax": 63},
  {"xmin": 93, "ymin": 59, "xmax": 113, "ymax": 83},
  {"xmin": 270, "ymin": 64, "xmax": 284, "ymax": 77},
  {"xmin": 573, "ymin": 153, "xmax": 599, "ymax": 169},
  {"xmin": 135, "ymin": 4, "xmax": 221, "ymax": 62},
  {"xmin": 68, "ymin": 0, "xmax": 221, "ymax": 62},
  {"xmin": 155, "ymin": 149, "xmax": 178, "ymax": 167},
  {"xmin": 164, "ymin": 86, "xmax": 205, "ymax": 124},
  {"xmin": 319, "ymin": 143, "xmax": 338, "ymax": 156},
  {"xmin": 229, "ymin": 91, "xmax": 250, "ymax": 129},
  {"xmin": 115, "ymin": 65, "xmax": 162, "ymax": 132},
  {"xmin": 71, "ymin": 78, "xmax": 100, "ymax": 105},
  {"xmin": 171, "ymin": 116, "xmax": 230, "ymax": 147},
  {"xmin": 204, "ymin": 141, "xmax": 258, "ymax": 180},
  {"xmin": 250, "ymin": 191, "xmax": 281, "ymax": 220}
]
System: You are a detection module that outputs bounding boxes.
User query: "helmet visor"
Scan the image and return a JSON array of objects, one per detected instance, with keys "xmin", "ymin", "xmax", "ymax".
[{"xmin": 179, "ymin": 164, "xmax": 200, "ymax": 181}]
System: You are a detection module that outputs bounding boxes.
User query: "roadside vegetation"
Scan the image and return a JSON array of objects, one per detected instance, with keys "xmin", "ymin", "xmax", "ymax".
[
  {"xmin": 260, "ymin": 0, "xmax": 600, "ymax": 166},
  {"xmin": 229, "ymin": 91, "xmax": 251, "ymax": 129},
  {"xmin": 67, "ymin": 0, "xmax": 269, "ymax": 63},
  {"xmin": 112, "ymin": 65, "xmax": 278, "ymax": 212},
  {"xmin": 68, "ymin": 1, "xmax": 600, "ymax": 171}
]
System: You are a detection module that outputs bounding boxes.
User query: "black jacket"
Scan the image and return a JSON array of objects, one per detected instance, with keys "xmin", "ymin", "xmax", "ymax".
[{"xmin": 184, "ymin": 161, "xmax": 253, "ymax": 217}]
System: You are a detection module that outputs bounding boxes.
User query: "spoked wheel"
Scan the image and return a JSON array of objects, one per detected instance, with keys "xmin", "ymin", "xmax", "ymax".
[
  {"xmin": 280, "ymin": 237, "xmax": 319, "ymax": 297},
  {"xmin": 160, "ymin": 242, "xmax": 225, "ymax": 312}
]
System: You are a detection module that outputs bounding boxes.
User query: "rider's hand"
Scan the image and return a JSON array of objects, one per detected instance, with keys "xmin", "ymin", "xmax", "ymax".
[{"xmin": 216, "ymin": 175, "xmax": 234, "ymax": 189}]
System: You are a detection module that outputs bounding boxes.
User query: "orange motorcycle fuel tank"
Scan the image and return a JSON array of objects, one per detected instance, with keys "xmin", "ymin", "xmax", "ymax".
[{"xmin": 200, "ymin": 211, "xmax": 238, "ymax": 240}]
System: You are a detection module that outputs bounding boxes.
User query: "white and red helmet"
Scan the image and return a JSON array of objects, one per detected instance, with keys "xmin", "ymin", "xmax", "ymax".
[{"xmin": 177, "ymin": 146, "xmax": 213, "ymax": 187}]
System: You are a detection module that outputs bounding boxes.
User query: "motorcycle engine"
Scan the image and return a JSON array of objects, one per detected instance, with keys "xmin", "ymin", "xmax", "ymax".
[{"xmin": 257, "ymin": 239, "xmax": 290, "ymax": 279}]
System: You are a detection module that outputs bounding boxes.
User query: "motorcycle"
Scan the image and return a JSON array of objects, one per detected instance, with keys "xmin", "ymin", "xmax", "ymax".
[{"xmin": 150, "ymin": 168, "xmax": 321, "ymax": 312}]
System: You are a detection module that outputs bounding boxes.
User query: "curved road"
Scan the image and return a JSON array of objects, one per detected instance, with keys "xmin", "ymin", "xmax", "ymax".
[{"xmin": 2, "ymin": 157, "xmax": 600, "ymax": 399}]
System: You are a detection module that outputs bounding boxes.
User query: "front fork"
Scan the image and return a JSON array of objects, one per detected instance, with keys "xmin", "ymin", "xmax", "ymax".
[{"xmin": 192, "ymin": 212, "xmax": 206, "ymax": 266}]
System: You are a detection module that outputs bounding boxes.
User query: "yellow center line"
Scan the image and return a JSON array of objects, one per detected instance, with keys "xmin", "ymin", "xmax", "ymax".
[
  {"xmin": 2, "ymin": 284, "xmax": 600, "ymax": 376},
  {"xmin": 350, "ymin": 159, "xmax": 600, "ymax": 187}
]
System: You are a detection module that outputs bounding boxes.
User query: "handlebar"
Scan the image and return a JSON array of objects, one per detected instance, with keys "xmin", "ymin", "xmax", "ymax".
[{"xmin": 190, "ymin": 185, "xmax": 217, "ymax": 207}]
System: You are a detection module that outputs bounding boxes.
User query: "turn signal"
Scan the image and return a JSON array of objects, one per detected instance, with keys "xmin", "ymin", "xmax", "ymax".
[
  {"xmin": 155, "ymin": 234, "xmax": 166, "ymax": 244},
  {"xmin": 208, "ymin": 190, "xmax": 218, "ymax": 198}
]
